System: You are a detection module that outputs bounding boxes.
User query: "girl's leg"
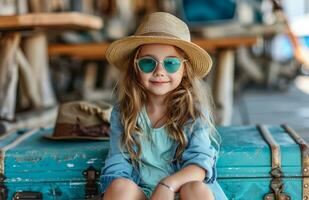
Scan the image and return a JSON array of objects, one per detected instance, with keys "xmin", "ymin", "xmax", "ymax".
[
  {"xmin": 102, "ymin": 178, "xmax": 147, "ymax": 200},
  {"xmin": 179, "ymin": 181, "xmax": 214, "ymax": 200}
]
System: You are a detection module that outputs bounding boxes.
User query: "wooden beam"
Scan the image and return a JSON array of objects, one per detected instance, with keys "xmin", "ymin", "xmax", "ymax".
[
  {"xmin": 49, "ymin": 42, "xmax": 109, "ymax": 60},
  {"xmin": 193, "ymin": 37, "xmax": 258, "ymax": 51},
  {"xmin": 0, "ymin": 12, "xmax": 103, "ymax": 31},
  {"xmin": 48, "ymin": 37, "xmax": 258, "ymax": 60}
]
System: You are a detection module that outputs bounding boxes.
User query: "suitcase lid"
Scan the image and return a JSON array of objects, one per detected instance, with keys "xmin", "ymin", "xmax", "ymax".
[
  {"xmin": 2, "ymin": 127, "xmax": 109, "ymax": 182},
  {"xmin": 216, "ymin": 125, "xmax": 302, "ymax": 178},
  {"xmin": 2, "ymin": 125, "xmax": 303, "ymax": 181}
]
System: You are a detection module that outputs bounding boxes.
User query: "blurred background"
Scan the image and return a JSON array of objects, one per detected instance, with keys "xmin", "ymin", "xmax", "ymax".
[{"xmin": 0, "ymin": 0, "xmax": 308, "ymax": 139}]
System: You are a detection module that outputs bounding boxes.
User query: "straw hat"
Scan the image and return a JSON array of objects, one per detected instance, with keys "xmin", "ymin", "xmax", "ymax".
[
  {"xmin": 44, "ymin": 101, "xmax": 112, "ymax": 141},
  {"xmin": 106, "ymin": 12, "xmax": 212, "ymax": 79}
]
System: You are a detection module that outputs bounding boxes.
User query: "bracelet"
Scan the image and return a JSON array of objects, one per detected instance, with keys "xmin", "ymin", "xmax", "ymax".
[{"xmin": 158, "ymin": 182, "xmax": 175, "ymax": 193}]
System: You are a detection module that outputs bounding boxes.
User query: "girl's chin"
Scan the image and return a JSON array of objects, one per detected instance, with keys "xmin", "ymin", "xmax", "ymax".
[{"xmin": 147, "ymin": 90, "xmax": 170, "ymax": 97}]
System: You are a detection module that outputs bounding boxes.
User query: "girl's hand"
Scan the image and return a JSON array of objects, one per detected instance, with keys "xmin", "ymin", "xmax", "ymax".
[{"xmin": 150, "ymin": 183, "xmax": 175, "ymax": 200}]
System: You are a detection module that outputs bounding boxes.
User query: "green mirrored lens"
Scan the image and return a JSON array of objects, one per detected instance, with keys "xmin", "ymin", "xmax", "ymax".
[
  {"xmin": 163, "ymin": 57, "xmax": 181, "ymax": 73},
  {"xmin": 138, "ymin": 58, "xmax": 156, "ymax": 73}
]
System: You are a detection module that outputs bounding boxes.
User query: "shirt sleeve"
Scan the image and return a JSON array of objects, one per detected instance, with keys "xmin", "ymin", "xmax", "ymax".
[
  {"xmin": 180, "ymin": 119, "xmax": 217, "ymax": 183},
  {"xmin": 99, "ymin": 105, "xmax": 140, "ymax": 193}
]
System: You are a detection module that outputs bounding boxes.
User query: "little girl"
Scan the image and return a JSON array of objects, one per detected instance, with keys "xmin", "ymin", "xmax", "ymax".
[{"xmin": 100, "ymin": 12, "xmax": 227, "ymax": 200}]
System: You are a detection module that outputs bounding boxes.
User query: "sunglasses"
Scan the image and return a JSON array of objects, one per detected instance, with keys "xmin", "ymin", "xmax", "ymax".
[{"xmin": 135, "ymin": 56, "xmax": 187, "ymax": 74}]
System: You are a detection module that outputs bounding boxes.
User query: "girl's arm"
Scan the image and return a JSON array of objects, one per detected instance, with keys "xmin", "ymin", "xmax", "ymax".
[
  {"xmin": 163, "ymin": 120, "xmax": 217, "ymax": 192},
  {"xmin": 150, "ymin": 165, "xmax": 207, "ymax": 200},
  {"xmin": 161, "ymin": 164, "xmax": 206, "ymax": 192},
  {"xmin": 100, "ymin": 105, "xmax": 139, "ymax": 192}
]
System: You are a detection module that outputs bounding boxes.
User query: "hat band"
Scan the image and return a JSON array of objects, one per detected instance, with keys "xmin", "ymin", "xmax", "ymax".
[
  {"xmin": 53, "ymin": 122, "xmax": 110, "ymax": 138},
  {"xmin": 137, "ymin": 32, "xmax": 186, "ymax": 40}
]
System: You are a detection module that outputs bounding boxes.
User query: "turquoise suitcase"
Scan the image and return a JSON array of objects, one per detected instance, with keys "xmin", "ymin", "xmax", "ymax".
[
  {"xmin": 217, "ymin": 125, "xmax": 306, "ymax": 200},
  {"xmin": 0, "ymin": 127, "xmax": 109, "ymax": 199},
  {"xmin": 0, "ymin": 125, "xmax": 307, "ymax": 199}
]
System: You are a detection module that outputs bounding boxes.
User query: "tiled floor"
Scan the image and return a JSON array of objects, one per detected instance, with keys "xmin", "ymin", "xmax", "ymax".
[{"xmin": 232, "ymin": 75, "xmax": 309, "ymax": 142}]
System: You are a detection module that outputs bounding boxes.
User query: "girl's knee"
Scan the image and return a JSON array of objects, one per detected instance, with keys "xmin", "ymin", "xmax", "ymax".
[
  {"xmin": 180, "ymin": 181, "xmax": 205, "ymax": 193},
  {"xmin": 109, "ymin": 178, "xmax": 137, "ymax": 190},
  {"xmin": 179, "ymin": 181, "xmax": 214, "ymax": 200},
  {"xmin": 103, "ymin": 178, "xmax": 144, "ymax": 200}
]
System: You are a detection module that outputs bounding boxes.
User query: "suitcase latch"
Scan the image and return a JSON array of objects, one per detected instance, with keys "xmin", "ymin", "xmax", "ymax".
[
  {"xmin": 83, "ymin": 166, "xmax": 100, "ymax": 199},
  {"xmin": 264, "ymin": 167, "xmax": 291, "ymax": 200}
]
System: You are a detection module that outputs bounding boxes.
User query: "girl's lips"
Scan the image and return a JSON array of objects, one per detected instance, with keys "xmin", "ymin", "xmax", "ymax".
[
  {"xmin": 150, "ymin": 81, "xmax": 169, "ymax": 85},
  {"xmin": 150, "ymin": 81, "xmax": 169, "ymax": 84}
]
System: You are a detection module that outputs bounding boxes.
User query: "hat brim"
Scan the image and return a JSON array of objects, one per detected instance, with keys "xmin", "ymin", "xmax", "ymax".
[
  {"xmin": 43, "ymin": 135, "xmax": 109, "ymax": 141},
  {"xmin": 106, "ymin": 36, "xmax": 212, "ymax": 79}
]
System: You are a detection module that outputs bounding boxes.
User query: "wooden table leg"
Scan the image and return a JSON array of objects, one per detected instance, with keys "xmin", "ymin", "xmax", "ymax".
[
  {"xmin": 16, "ymin": 47, "xmax": 42, "ymax": 108},
  {"xmin": 22, "ymin": 32, "xmax": 56, "ymax": 107},
  {"xmin": 212, "ymin": 49, "xmax": 235, "ymax": 125},
  {"xmin": 0, "ymin": 33, "xmax": 20, "ymax": 121}
]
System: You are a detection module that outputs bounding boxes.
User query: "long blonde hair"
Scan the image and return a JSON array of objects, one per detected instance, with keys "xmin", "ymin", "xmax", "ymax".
[{"xmin": 117, "ymin": 45, "xmax": 221, "ymax": 166}]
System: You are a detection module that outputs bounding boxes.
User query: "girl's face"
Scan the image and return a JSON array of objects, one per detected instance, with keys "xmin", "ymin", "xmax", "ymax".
[{"xmin": 136, "ymin": 44, "xmax": 186, "ymax": 98}]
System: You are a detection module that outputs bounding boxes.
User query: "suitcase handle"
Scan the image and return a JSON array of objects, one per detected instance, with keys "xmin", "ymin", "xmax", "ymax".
[{"xmin": 13, "ymin": 191, "xmax": 43, "ymax": 200}]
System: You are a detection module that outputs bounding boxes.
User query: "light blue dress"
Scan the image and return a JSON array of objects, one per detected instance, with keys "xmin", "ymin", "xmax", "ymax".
[
  {"xmin": 100, "ymin": 104, "xmax": 228, "ymax": 200},
  {"xmin": 137, "ymin": 106, "xmax": 177, "ymax": 198}
]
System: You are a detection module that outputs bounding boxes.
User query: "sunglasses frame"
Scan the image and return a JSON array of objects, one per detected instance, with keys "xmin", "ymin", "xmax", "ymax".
[{"xmin": 135, "ymin": 56, "xmax": 187, "ymax": 74}]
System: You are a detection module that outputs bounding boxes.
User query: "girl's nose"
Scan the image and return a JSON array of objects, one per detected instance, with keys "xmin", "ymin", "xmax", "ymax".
[{"xmin": 153, "ymin": 62, "xmax": 165, "ymax": 76}]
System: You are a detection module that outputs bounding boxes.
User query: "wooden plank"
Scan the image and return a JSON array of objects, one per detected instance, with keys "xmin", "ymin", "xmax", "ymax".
[
  {"xmin": 48, "ymin": 37, "xmax": 258, "ymax": 60},
  {"xmin": 48, "ymin": 42, "xmax": 109, "ymax": 60},
  {"xmin": 0, "ymin": 12, "xmax": 103, "ymax": 31},
  {"xmin": 193, "ymin": 37, "xmax": 258, "ymax": 51}
]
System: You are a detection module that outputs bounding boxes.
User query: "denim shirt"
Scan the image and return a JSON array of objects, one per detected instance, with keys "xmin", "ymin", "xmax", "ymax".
[{"xmin": 100, "ymin": 104, "xmax": 228, "ymax": 200}]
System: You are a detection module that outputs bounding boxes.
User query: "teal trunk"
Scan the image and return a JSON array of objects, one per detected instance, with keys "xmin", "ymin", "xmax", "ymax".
[
  {"xmin": 216, "ymin": 125, "xmax": 305, "ymax": 200},
  {"xmin": 0, "ymin": 128, "xmax": 109, "ymax": 199},
  {"xmin": 0, "ymin": 125, "xmax": 306, "ymax": 199}
]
